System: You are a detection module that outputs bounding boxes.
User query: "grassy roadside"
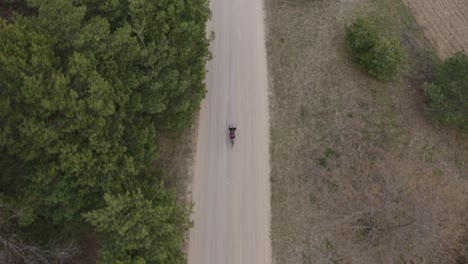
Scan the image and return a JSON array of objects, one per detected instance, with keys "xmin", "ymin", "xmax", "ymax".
[
  {"xmin": 155, "ymin": 115, "xmax": 200, "ymax": 255},
  {"xmin": 265, "ymin": 0, "xmax": 468, "ymax": 263},
  {"xmin": 156, "ymin": 113, "xmax": 200, "ymax": 204}
]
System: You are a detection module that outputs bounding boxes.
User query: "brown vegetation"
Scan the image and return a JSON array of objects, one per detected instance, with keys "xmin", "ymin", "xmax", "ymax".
[
  {"xmin": 318, "ymin": 159, "xmax": 467, "ymax": 263},
  {"xmin": 0, "ymin": 202, "xmax": 77, "ymax": 264},
  {"xmin": 156, "ymin": 116, "xmax": 199, "ymax": 204},
  {"xmin": 403, "ymin": 0, "xmax": 468, "ymax": 59},
  {"xmin": 265, "ymin": 0, "xmax": 468, "ymax": 263}
]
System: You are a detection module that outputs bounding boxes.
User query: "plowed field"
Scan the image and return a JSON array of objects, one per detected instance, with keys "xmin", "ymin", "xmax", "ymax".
[{"xmin": 403, "ymin": 0, "xmax": 468, "ymax": 58}]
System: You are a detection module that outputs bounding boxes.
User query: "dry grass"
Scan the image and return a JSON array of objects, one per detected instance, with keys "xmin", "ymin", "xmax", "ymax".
[
  {"xmin": 156, "ymin": 115, "xmax": 199, "ymax": 204},
  {"xmin": 156, "ymin": 116, "xmax": 199, "ymax": 255},
  {"xmin": 265, "ymin": 0, "xmax": 468, "ymax": 263}
]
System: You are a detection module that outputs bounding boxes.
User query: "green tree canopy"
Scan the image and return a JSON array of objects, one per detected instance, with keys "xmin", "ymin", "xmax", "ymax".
[
  {"xmin": 424, "ymin": 51, "xmax": 468, "ymax": 130},
  {"xmin": 0, "ymin": 0, "xmax": 210, "ymax": 262},
  {"xmin": 0, "ymin": 11, "xmax": 138, "ymax": 223},
  {"xmin": 76, "ymin": 0, "xmax": 212, "ymax": 129},
  {"xmin": 345, "ymin": 17, "xmax": 405, "ymax": 81},
  {"xmin": 83, "ymin": 187, "xmax": 191, "ymax": 264}
]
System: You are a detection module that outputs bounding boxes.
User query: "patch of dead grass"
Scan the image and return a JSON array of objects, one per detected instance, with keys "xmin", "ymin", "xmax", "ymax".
[
  {"xmin": 156, "ymin": 115, "xmax": 199, "ymax": 204},
  {"xmin": 265, "ymin": 0, "xmax": 468, "ymax": 263}
]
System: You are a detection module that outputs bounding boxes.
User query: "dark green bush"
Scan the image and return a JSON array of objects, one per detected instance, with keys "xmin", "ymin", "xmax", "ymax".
[
  {"xmin": 424, "ymin": 51, "xmax": 468, "ymax": 130},
  {"xmin": 363, "ymin": 39, "xmax": 405, "ymax": 81},
  {"xmin": 345, "ymin": 17, "xmax": 378, "ymax": 54},
  {"xmin": 345, "ymin": 17, "xmax": 405, "ymax": 80}
]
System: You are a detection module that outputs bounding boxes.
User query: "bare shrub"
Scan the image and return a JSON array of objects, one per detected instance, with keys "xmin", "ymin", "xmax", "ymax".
[
  {"xmin": 318, "ymin": 162, "xmax": 468, "ymax": 263},
  {"xmin": 0, "ymin": 202, "xmax": 78, "ymax": 264},
  {"xmin": 0, "ymin": 235, "xmax": 77, "ymax": 264}
]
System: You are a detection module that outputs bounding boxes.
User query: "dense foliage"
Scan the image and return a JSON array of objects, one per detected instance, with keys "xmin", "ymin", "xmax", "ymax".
[
  {"xmin": 424, "ymin": 51, "xmax": 468, "ymax": 130},
  {"xmin": 83, "ymin": 187, "xmax": 191, "ymax": 263},
  {"xmin": 345, "ymin": 17, "xmax": 378, "ymax": 54},
  {"xmin": 0, "ymin": 0, "xmax": 210, "ymax": 262},
  {"xmin": 345, "ymin": 17, "xmax": 404, "ymax": 80}
]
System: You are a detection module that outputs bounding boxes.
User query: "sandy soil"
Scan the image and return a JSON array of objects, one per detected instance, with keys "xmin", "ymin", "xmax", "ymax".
[
  {"xmin": 403, "ymin": 0, "xmax": 468, "ymax": 59},
  {"xmin": 187, "ymin": 0, "xmax": 271, "ymax": 263}
]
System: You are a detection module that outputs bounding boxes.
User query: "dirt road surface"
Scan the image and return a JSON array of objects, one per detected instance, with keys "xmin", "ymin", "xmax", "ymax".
[{"xmin": 187, "ymin": 0, "xmax": 271, "ymax": 264}]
